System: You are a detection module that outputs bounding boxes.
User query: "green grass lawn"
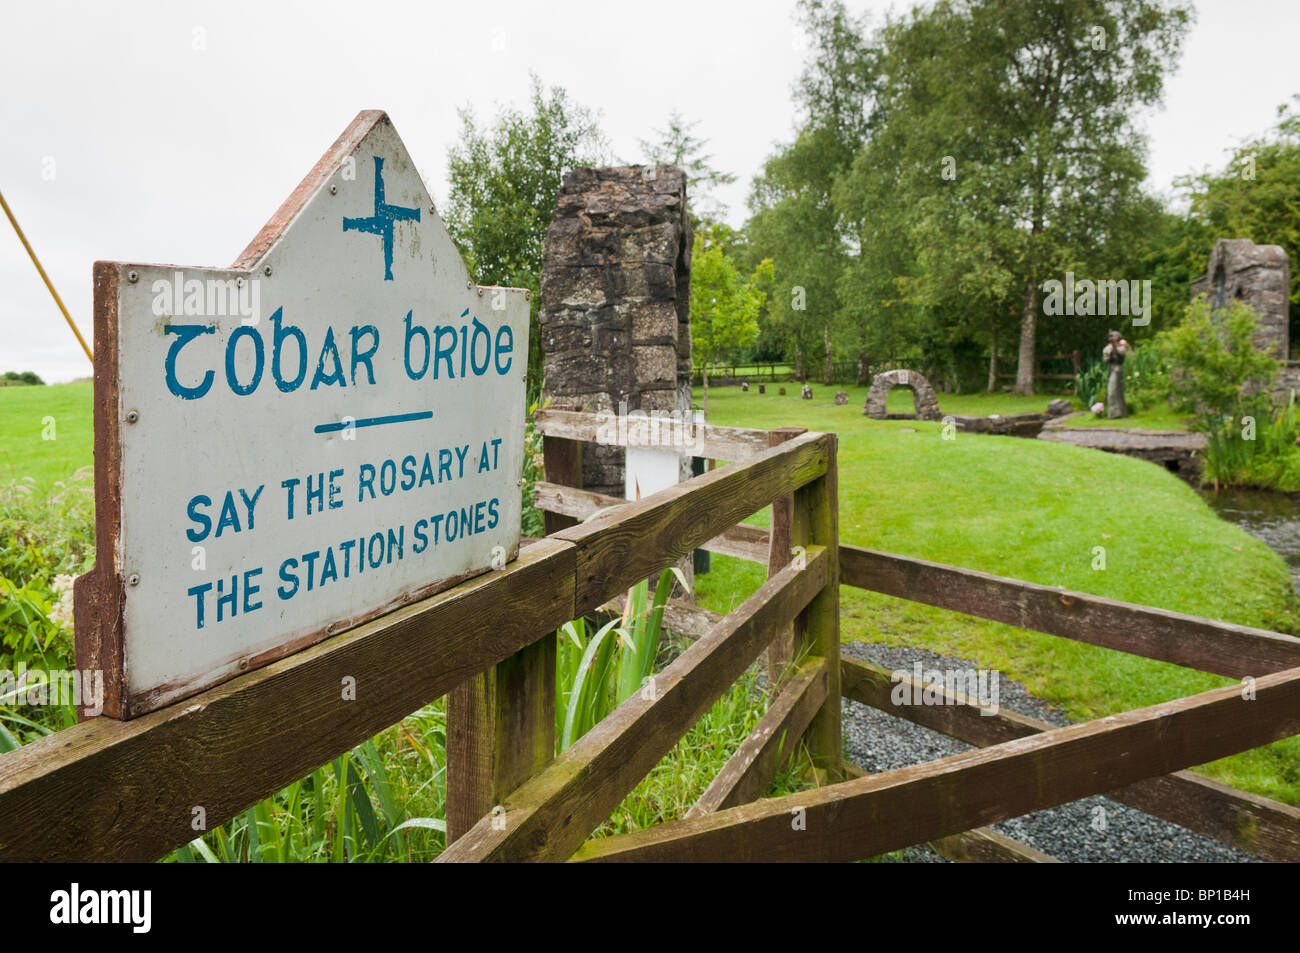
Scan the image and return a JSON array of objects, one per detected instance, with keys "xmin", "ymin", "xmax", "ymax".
[
  {"xmin": 695, "ymin": 383, "xmax": 1300, "ymax": 804},
  {"xmin": 889, "ymin": 387, "xmax": 1060, "ymax": 416},
  {"xmin": 0, "ymin": 381, "xmax": 94, "ymax": 489},
  {"xmin": 1062, "ymin": 403, "xmax": 1193, "ymax": 431},
  {"xmin": 761, "ymin": 383, "xmax": 1056, "ymax": 417},
  {"xmin": 796, "ymin": 381, "xmax": 1191, "ymax": 430}
]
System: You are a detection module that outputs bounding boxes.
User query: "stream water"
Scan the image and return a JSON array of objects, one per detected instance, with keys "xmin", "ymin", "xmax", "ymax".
[{"xmin": 1201, "ymin": 487, "xmax": 1300, "ymax": 588}]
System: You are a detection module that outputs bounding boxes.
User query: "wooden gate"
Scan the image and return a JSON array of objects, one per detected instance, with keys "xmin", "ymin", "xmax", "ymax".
[{"xmin": 2, "ymin": 411, "xmax": 1299, "ymax": 861}]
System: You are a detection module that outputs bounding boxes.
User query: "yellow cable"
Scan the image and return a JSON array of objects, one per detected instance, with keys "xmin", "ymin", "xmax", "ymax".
[{"xmin": 0, "ymin": 188, "xmax": 94, "ymax": 364}]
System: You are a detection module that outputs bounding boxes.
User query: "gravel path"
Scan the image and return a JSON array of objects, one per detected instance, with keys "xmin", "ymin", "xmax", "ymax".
[{"xmin": 840, "ymin": 641, "xmax": 1260, "ymax": 863}]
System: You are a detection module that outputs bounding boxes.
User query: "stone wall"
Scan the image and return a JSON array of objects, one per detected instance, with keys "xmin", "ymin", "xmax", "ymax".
[
  {"xmin": 539, "ymin": 166, "xmax": 693, "ymax": 496},
  {"xmin": 1189, "ymin": 238, "xmax": 1291, "ymax": 359}
]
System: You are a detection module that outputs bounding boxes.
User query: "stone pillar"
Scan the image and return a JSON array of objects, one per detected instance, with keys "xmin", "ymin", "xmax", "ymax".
[
  {"xmin": 1190, "ymin": 238, "xmax": 1291, "ymax": 359},
  {"xmin": 538, "ymin": 166, "xmax": 693, "ymax": 496}
]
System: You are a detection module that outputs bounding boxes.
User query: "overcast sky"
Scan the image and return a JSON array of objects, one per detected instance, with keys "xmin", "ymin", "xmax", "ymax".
[{"xmin": 2, "ymin": 0, "xmax": 1296, "ymax": 383}]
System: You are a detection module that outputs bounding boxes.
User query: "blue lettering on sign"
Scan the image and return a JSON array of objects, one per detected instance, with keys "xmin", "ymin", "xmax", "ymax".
[
  {"xmin": 187, "ymin": 569, "xmax": 264, "ymax": 628},
  {"xmin": 314, "ymin": 410, "xmax": 432, "ymax": 435},
  {"xmin": 270, "ymin": 308, "xmax": 307, "ymax": 392},
  {"xmin": 165, "ymin": 324, "xmax": 217, "ymax": 399},
  {"xmin": 342, "ymin": 156, "xmax": 421, "ymax": 281},
  {"xmin": 161, "ymin": 307, "xmax": 515, "ymax": 429},
  {"xmin": 310, "ymin": 327, "xmax": 347, "ymax": 390},
  {"xmin": 154, "ymin": 160, "xmax": 524, "ymax": 449},
  {"xmin": 186, "ymin": 485, "xmax": 264, "ymax": 542}
]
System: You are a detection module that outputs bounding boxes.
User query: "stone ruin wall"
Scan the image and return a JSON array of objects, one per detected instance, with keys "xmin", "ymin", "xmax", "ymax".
[
  {"xmin": 1190, "ymin": 238, "xmax": 1291, "ymax": 360},
  {"xmin": 538, "ymin": 166, "xmax": 693, "ymax": 496},
  {"xmin": 1189, "ymin": 238, "xmax": 1294, "ymax": 402}
]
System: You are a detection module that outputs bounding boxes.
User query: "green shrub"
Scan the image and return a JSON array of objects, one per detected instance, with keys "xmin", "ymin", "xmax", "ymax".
[
  {"xmin": 1155, "ymin": 297, "xmax": 1279, "ymax": 415},
  {"xmin": 1075, "ymin": 359, "xmax": 1108, "ymax": 407},
  {"xmin": 0, "ymin": 468, "xmax": 95, "ymax": 744},
  {"xmin": 1153, "ymin": 297, "xmax": 1300, "ymax": 490},
  {"xmin": 1, "ymin": 371, "xmax": 45, "ymax": 386},
  {"xmin": 557, "ymin": 567, "xmax": 680, "ymax": 751},
  {"xmin": 1203, "ymin": 395, "xmax": 1300, "ymax": 491},
  {"xmin": 520, "ymin": 398, "xmax": 547, "ymax": 538}
]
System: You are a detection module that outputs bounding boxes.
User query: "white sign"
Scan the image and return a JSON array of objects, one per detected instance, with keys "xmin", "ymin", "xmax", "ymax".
[{"xmin": 76, "ymin": 111, "xmax": 530, "ymax": 717}]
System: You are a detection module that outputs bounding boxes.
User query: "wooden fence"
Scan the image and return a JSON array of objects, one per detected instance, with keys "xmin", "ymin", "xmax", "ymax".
[
  {"xmin": 2, "ymin": 409, "xmax": 1299, "ymax": 862},
  {"xmin": 691, "ymin": 361, "xmax": 859, "ymax": 386},
  {"xmin": 693, "ymin": 362, "xmax": 798, "ymax": 385},
  {"xmin": 697, "ymin": 351, "xmax": 1083, "ymax": 391},
  {"xmin": 994, "ymin": 350, "xmax": 1082, "ymax": 386},
  {"xmin": 528, "ymin": 408, "xmax": 1300, "ymax": 863}
]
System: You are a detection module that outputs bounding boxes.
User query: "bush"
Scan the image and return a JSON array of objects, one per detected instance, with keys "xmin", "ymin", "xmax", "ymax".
[
  {"xmin": 0, "ymin": 467, "xmax": 95, "ymax": 744},
  {"xmin": 520, "ymin": 398, "xmax": 547, "ymax": 538},
  {"xmin": 1202, "ymin": 395, "xmax": 1300, "ymax": 491},
  {"xmin": 1155, "ymin": 297, "xmax": 1279, "ymax": 416},
  {"xmin": 1153, "ymin": 297, "xmax": 1300, "ymax": 490},
  {"xmin": 1, "ymin": 371, "xmax": 45, "ymax": 386}
]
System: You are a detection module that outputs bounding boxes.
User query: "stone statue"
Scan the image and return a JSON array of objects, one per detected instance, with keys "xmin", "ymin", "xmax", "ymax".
[{"xmin": 1102, "ymin": 330, "xmax": 1129, "ymax": 419}]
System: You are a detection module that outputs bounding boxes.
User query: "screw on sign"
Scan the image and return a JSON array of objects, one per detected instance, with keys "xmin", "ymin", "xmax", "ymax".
[{"xmin": 74, "ymin": 111, "xmax": 531, "ymax": 718}]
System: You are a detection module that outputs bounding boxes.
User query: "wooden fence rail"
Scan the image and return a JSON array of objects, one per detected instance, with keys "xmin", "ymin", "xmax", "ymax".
[
  {"xmin": 533, "ymin": 480, "xmax": 1300, "ymax": 680},
  {"xmin": 571, "ymin": 665, "xmax": 1300, "ymax": 862},
  {"xmin": 528, "ymin": 411, "xmax": 1300, "ymax": 862},
  {"xmin": 647, "ymin": 596, "xmax": 1300, "ymax": 862},
  {"xmin": 839, "ymin": 547, "xmax": 1300, "ymax": 679},
  {"xmin": 686, "ymin": 656, "xmax": 831, "ymax": 818},
  {"xmin": 840, "ymin": 654, "xmax": 1300, "ymax": 862},
  {"xmin": 439, "ymin": 548, "xmax": 829, "ymax": 862},
  {"xmin": 648, "ymin": 597, "xmax": 1052, "ymax": 861},
  {"xmin": 0, "ymin": 537, "xmax": 575, "ymax": 863}
]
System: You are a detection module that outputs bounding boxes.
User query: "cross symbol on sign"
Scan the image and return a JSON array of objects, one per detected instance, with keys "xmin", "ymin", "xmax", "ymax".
[{"xmin": 342, "ymin": 156, "xmax": 421, "ymax": 281}]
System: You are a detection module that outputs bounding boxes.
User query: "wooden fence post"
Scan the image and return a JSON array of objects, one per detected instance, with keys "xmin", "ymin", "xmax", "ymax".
[
  {"xmin": 791, "ymin": 433, "xmax": 840, "ymax": 779},
  {"xmin": 541, "ymin": 435, "xmax": 582, "ymax": 535},
  {"xmin": 446, "ymin": 638, "xmax": 556, "ymax": 842},
  {"xmin": 445, "ymin": 434, "xmax": 578, "ymax": 841},
  {"xmin": 765, "ymin": 427, "xmax": 807, "ymax": 686}
]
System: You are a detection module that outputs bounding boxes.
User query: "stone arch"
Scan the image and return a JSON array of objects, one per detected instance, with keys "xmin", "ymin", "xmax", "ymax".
[{"xmin": 863, "ymin": 369, "xmax": 942, "ymax": 420}]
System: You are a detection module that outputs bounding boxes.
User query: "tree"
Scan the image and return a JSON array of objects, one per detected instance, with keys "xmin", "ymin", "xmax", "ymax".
[
  {"xmin": 1178, "ymin": 97, "xmax": 1300, "ymax": 337},
  {"xmin": 747, "ymin": 0, "xmax": 878, "ymax": 386},
  {"xmin": 690, "ymin": 225, "xmax": 772, "ymax": 418},
  {"xmin": 443, "ymin": 74, "xmax": 608, "ymax": 393},
  {"xmin": 858, "ymin": 0, "xmax": 1190, "ymax": 395},
  {"xmin": 639, "ymin": 111, "xmax": 736, "ymax": 222}
]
